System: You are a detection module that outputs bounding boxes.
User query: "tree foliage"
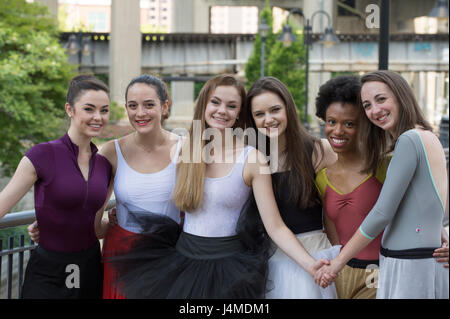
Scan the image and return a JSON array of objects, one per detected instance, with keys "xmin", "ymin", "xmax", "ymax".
[
  {"xmin": 0, "ymin": 0, "xmax": 75, "ymax": 176},
  {"xmin": 245, "ymin": 0, "xmax": 307, "ymax": 121}
]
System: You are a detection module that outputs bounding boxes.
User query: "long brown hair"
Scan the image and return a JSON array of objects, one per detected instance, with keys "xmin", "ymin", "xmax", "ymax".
[
  {"xmin": 172, "ymin": 74, "xmax": 247, "ymax": 212},
  {"xmin": 246, "ymin": 76, "xmax": 323, "ymax": 209},
  {"xmin": 359, "ymin": 70, "xmax": 433, "ymax": 172}
]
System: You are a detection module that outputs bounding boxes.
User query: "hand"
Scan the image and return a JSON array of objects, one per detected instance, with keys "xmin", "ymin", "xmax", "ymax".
[
  {"xmin": 433, "ymin": 241, "xmax": 449, "ymax": 268},
  {"xmin": 310, "ymin": 259, "xmax": 337, "ymax": 288},
  {"xmin": 27, "ymin": 221, "xmax": 39, "ymax": 243},
  {"xmin": 308, "ymin": 258, "xmax": 330, "ymax": 278},
  {"xmin": 107, "ymin": 207, "xmax": 118, "ymax": 226},
  {"xmin": 315, "ymin": 258, "xmax": 343, "ymax": 288}
]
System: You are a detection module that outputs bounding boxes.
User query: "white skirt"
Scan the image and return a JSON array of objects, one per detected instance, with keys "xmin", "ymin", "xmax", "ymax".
[
  {"xmin": 266, "ymin": 230, "xmax": 341, "ymax": 299},
  {"xmin": 377, "ymin": 254, "xmax": 449, "ymax": 299}
]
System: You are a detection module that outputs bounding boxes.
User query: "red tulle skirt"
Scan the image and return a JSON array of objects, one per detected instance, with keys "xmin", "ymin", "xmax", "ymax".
[{"xmin": 102, "ymin": 225, "xmax": 142, "ymax": 299}]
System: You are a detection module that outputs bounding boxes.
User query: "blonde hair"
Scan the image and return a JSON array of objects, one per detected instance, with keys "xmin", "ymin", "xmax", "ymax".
[{"xmin": 173, "ymin": 74, "xmax": 247, "ymax": 212}]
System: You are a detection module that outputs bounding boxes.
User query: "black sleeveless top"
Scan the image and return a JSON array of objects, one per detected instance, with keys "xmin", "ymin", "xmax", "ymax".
[{"xmin": 272, "ymin": 171, "xmax": 323, "ymax": 235}]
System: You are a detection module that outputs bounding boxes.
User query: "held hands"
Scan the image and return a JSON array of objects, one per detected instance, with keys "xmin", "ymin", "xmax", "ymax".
[
  {"xmin": 27, "ymin": 221, "xmax": 39, "ymax": 243},
  {"xmin": 308, "ymin": 259, "xmax": 337, "ymax": 288},
  {"xmin": 314, "ymin": 258, "xmax": 344, "ymax": 288}
]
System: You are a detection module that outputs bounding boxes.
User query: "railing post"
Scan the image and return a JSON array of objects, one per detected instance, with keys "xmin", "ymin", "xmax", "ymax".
[
  {"xmin": 7, "ymin": 237, "xmax": 13, "ymax": 299},
  {"xmin": 18, "ymin": 235, "xmax": 25, "ymax": 298}
]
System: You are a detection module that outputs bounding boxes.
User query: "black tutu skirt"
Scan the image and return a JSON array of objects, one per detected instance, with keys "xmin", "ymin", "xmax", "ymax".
[{"xmin": 108, "ymin": 194, "xmax": 272, "ymax": 299}]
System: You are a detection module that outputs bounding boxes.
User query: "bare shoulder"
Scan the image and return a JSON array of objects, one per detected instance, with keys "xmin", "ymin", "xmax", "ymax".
[
  {"xmin": 246, "ymin": 148, "xmax": 269, "ymax": 167},
  {"xmin": 98, "ymin": 138, "xmax": 120, "ymax": 170},
  {"xmin": 98, "ymin": 139, "xmax": 116, "ymax": 158},
  {"xmin": 313, "ymin": 139, "xmax": 337, "ymax": 172},
  {"xmin": 243, "ymin": 148, "xmax": 271, "ymax": 186}
]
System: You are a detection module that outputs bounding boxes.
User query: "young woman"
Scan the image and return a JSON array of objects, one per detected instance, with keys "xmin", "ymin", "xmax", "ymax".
[
  {"xmin": 245, "ymin": 76, "xmax": 340, "ymax": 298},
  {"xmin": 99, "ymin": 74, "xmax": 182, "ymax": 299},
  {"xmin": 314, "ymin": 75, "xmax": 391, "ymax": 299},
  {"xmin": 316, "ymin": 70, "xmax": 449, "ymax": 299},
  {"xmin": 109, "ymin": 74, "xmax": 332, "ymax": 298},
  {"xmin": 0, "ymin": 74, "xmax": 112, "ymax": 299}
]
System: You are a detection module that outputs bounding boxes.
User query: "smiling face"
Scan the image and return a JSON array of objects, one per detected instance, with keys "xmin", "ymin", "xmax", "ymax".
[
  {"xmin": 250, "ymin": 91, "xmax": 287, "ymax": 139},
  {"xmin": 360, "ymin": 81, "xmax": 400, "ymax": 136},
  {"xmin": 324, "ymin": 102, "xmax": 360, "ymax": 154},
  {"xmin": 126, "ymin": 83, "xmax": 168, "ymax": 134},
  {"xmin": 66, "ymin": 89, "xmax": 110, "ymax": 138},
  {"xmin": 204, "ymin": 85, "xmax": 241, "ymax": 131}
]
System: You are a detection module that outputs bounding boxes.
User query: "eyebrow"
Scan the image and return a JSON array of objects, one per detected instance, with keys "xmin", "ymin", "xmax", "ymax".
[
  {"xmin": 212, "ymin": 96, "xmax": 238, "ymax": 104},
  {"xmin": 83, "ymin": 103, "xmax": 109, "ymax": 108}
]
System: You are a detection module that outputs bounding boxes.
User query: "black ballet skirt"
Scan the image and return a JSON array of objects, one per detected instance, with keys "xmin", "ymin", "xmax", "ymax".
[{"xmin": 108, "ymin": 196, "xmax": 272, "ymax": 299}]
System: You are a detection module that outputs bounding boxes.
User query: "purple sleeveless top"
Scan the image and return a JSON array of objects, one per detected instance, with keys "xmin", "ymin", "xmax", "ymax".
[{"xmin": 25, "ymin": 133, "xmax": 112, "ymax": 252}]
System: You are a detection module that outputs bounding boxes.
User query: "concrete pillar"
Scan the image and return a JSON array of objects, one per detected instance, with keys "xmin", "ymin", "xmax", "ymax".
[
  {"xmin": 36, "ymin": 0, "xmax": 58, "ymax": 18},
  {"xmin": 303, "ymin": 0, "xmax": 334, "ymax": 33},
  {"xmin": 166, "ymin": 81, "xmax": 195, "ymax": 130},
  {"xmin": 172, "ymin": 0, "xmax": 209, "ymax": 32},
  {"xmin": 110, "ymin": 0, "xmax": 141, "ymax": 105},
  {"xmin": 169, "ymin": 0, "xmax": 207, "ymax": 129}
]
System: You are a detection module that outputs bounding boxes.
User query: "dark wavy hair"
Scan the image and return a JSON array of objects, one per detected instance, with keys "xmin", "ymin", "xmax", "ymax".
[{"xmin": 246, "ymin": 76, "xmax": 323, "ymax": 209}]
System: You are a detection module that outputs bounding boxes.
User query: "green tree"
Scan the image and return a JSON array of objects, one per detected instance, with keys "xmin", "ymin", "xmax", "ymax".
[
  {"xmin": 0, "ymin": 0, "xmax": 75, "ymax": 176},
  {"xmin": 267, "ymin": 33, "xmax": 307, "ymax": 121},
  {"xmin": 244, "ymin": 0, "xmax": 276, "ymax": 90},
  {"xmin": 245, "ymin": 1, "xmax": 307, "ymax": 121}
]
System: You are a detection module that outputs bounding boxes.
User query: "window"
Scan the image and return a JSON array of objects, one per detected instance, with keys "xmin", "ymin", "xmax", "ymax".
[{"xmin": 87, "ymin": 12, "xmax": 107, "ymax": 32}]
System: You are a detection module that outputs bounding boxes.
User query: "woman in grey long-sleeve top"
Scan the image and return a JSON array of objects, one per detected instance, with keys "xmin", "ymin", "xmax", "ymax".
[{"xmin": 315, "ymin": 70, "xmax": 449, "ymax": 299}]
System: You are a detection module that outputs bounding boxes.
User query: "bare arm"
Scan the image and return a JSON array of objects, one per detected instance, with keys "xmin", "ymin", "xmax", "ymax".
[
  {"xmin": 313, "ymin": 139, "xmax": 337, "ymax": 173},
  {"xmin": 0, "ymin": 157, "xmax": 37, "ymax": 220},
  {"xmin": 244, "ymin": 149, "xmax": 332, "ymax": 278},
  {"xmin": 94, "ymin": 176, "xmax": 114, "ymax": 239}
]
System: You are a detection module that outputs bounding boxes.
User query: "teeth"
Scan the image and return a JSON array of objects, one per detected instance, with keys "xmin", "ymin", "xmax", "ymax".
[
  {"xmin": 89, "ymin": 124, "xmax": 101, "ymax": 128},
  {"xmin": 213, "ymin": 117, "xmax": 227, "ymax": 122},
  {"xmin": 377, "ymin": 114, "xmax": 388, "ymax": 121},
  {"xmin": 331, "ymin": 138, "xmax": 346, "ymax": 144}
]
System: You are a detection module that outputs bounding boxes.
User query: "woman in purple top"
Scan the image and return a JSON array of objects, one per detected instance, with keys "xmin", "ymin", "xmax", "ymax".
[{"xmin": 0, "ymin": 74, "xmax": 112, "ymax": 299}]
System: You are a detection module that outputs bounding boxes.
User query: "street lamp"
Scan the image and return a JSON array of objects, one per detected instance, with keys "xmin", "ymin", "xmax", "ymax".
[
  {"xmin": 64, "ymin": 32, "xmax": 93, "ymax": 71},
  {"xmin": 259, "ymin": 18, "xmax": 270, "ymax": 77},
  {"xmin": 277, "ymin": 9, "xmax": 339, "ymax": 129}
]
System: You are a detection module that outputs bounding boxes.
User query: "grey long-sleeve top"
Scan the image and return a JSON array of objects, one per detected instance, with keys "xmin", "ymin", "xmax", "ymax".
[{"xmin": 360, "ymin": 129, "xmax": 445, "ymax": 250}]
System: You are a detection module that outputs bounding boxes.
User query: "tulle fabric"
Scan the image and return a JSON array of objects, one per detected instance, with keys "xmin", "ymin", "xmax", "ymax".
[
  {"xmin": 108, "ymin": 194, "xmax": 273, "ymax": 299},
  {"xmin": 266, "ymin": 231, "xmax": 341, "ymax": 299}
]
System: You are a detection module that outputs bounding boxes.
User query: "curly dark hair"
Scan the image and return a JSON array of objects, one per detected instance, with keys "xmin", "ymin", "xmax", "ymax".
[{"xmin": 315, "ymin": 75, "xmax": 361, "ymax": 121}]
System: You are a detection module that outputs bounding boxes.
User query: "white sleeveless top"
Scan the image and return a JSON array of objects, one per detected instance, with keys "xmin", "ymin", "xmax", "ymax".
[
  {"xmin": 183, "ymin": 146, "xmax": 253, "ymax": 237},
  {"xmin": 114, "ymin": 136, "xmax": 182, "ymax": 233}
]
